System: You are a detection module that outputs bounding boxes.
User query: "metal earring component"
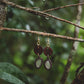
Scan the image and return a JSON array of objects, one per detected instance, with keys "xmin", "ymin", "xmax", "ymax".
[
  {"xmin": 34, "ymin": 36, "xmax": 43, "ymax": 69},
  {"xmin": 44, "ymin": 37, "xmax": 53, "ymax": 70}
]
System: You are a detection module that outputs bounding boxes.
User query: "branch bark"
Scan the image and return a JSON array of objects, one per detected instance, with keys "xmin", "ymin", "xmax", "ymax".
[
  {"xmin": 0, "ymin": 27, "xmax": 84, "ymax": 42},
  {"xmin": 60, "ymin": 0, "xmax": 83, "ymax": 84},
  {"xmin": 43, "ymin": 3, "xmax": 84, "ymax": 12},
  {"xmin": 1, "ymin": 0, "xmax": 84, "ymax": 30},
  {"xmin": 0, "ymin": 0, "xmax": 7, "ymax": 27}
]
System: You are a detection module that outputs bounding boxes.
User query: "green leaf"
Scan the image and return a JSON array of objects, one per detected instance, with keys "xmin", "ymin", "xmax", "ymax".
[
  {"xmin": 0, "ymin": 62, "xmax": 29, "ymax": 84},
  {"xmin": 0, "ymin": 70, "xmax": 25, "ymax": 84}
]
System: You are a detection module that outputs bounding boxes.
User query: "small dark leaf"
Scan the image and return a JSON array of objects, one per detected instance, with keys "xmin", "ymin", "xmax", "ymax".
[{"xmin": 71, "ymin": 63, "xmax": 84, "ymax": 84}]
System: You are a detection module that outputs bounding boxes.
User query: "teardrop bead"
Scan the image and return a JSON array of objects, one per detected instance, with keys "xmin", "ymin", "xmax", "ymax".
[
  {"xmin": 44, "ymin": 60, "xmax": 52, "ymax": 70},
  {"xmin": 35, "ymin": 58, "xmax": 43, "ymax": 69}
]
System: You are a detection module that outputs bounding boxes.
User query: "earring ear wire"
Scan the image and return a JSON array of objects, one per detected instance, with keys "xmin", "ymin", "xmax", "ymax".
[
  {"xmin": 37, "ymin": 35, "xmax": 40, "ymax": 46},
  {"xmin": 47, "ymin": 37, "xmax": 50, "ymax": 47}
]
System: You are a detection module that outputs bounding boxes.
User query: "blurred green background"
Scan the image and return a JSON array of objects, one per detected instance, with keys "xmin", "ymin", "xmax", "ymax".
[{"xmin": 0, "ymin": 0, "xmax": 84, "ymax": 84}]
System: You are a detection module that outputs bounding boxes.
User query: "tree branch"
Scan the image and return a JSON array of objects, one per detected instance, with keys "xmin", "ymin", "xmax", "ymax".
[
  {"xmin": 43, "ymin": 3, "xmax": 84, "ymax": 12},
  {"xmin": 60, "ymin": 0, "xmax": 83, "ymax": 84},
  {"xmin": 0, "ymin": 27, "xmax": 84, "ymax": 42},
  {"xmin": 2, "ymin": 0, "xmax": 84, "ymax": 30}
]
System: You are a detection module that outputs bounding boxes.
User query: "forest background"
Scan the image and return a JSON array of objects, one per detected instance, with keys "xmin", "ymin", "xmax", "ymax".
[{"xmin": 0, "ymin": 0, "xmax": 84, "ymax": 84}]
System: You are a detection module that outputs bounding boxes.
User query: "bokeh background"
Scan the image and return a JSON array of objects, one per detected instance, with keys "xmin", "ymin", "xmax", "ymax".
[{"xmin": 0, "ymin": 0, "xmax": 84, "ymax": 84}]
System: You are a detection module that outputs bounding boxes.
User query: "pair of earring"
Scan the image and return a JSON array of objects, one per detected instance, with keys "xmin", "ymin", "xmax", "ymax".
[{"xmin": 34, "ymin": 36, "xmax": 53, "ymax": 70}]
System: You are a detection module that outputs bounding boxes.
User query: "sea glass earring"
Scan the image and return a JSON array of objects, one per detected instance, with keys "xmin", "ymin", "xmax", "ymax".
[
  {"xmin": 34, "ymin": 36, "xmax": 43, "ymax": 69},
  {"xmin": 44, "ymin": 37, "xmax": 53, "ymax": 70}
]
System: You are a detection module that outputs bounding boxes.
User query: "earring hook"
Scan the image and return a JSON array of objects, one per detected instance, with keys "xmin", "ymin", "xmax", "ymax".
[{"xmin": 37, "ymin": 35, "xmax": 40, "ymax": 46}]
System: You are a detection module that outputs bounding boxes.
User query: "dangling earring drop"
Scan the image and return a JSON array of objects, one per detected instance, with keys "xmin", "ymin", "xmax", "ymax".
[
  {"xmin": 44, "ymin": 37, "xmax": 53, "ymax": 70},
  {"xmin": 34, "ymin": 36, "xmax": 43, "ymax": 69}
]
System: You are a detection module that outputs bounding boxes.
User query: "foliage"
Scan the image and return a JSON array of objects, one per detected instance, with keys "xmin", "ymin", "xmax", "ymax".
[{"xmin": 0, "ymin": 62, "xmax": 29, "ymax": 84}]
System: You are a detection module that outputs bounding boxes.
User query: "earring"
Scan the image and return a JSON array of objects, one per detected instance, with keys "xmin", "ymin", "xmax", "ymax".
[
  {"xmin": 44, "ymin": 37, "xmax": 53, "ymax": 70},
  {"xmin": 34, "ymin": 36, "xmax": 43, "ymax": 69}
]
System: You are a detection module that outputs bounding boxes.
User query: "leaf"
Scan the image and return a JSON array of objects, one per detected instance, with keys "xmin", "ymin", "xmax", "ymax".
[
  {"xmin": 0, "ymin": 62, "xmax": 29, "ymax": 84},
  {"xmin": 71, "ymin": 63, "xmax": 84, "ymax": 84},
  {"xmin": 0, "ymin": 70, "xmax": 25, "ymax": 84}
]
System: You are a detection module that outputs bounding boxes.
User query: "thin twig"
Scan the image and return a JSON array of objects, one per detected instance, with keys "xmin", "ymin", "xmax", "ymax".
[
  {"xmin": 2, "ymin": 0, "xmax": 84, "ymax": 30},
  {"xmin": 0, "ymin": 27, "xmax": 84, "ymax": 42},
  {"xmin": 43, "ymin": 3, "xmax": 84, "ymax": 12},
  {"xmin": 60, "ymin": 0, "xmax": 83, "ymax": 84}
]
